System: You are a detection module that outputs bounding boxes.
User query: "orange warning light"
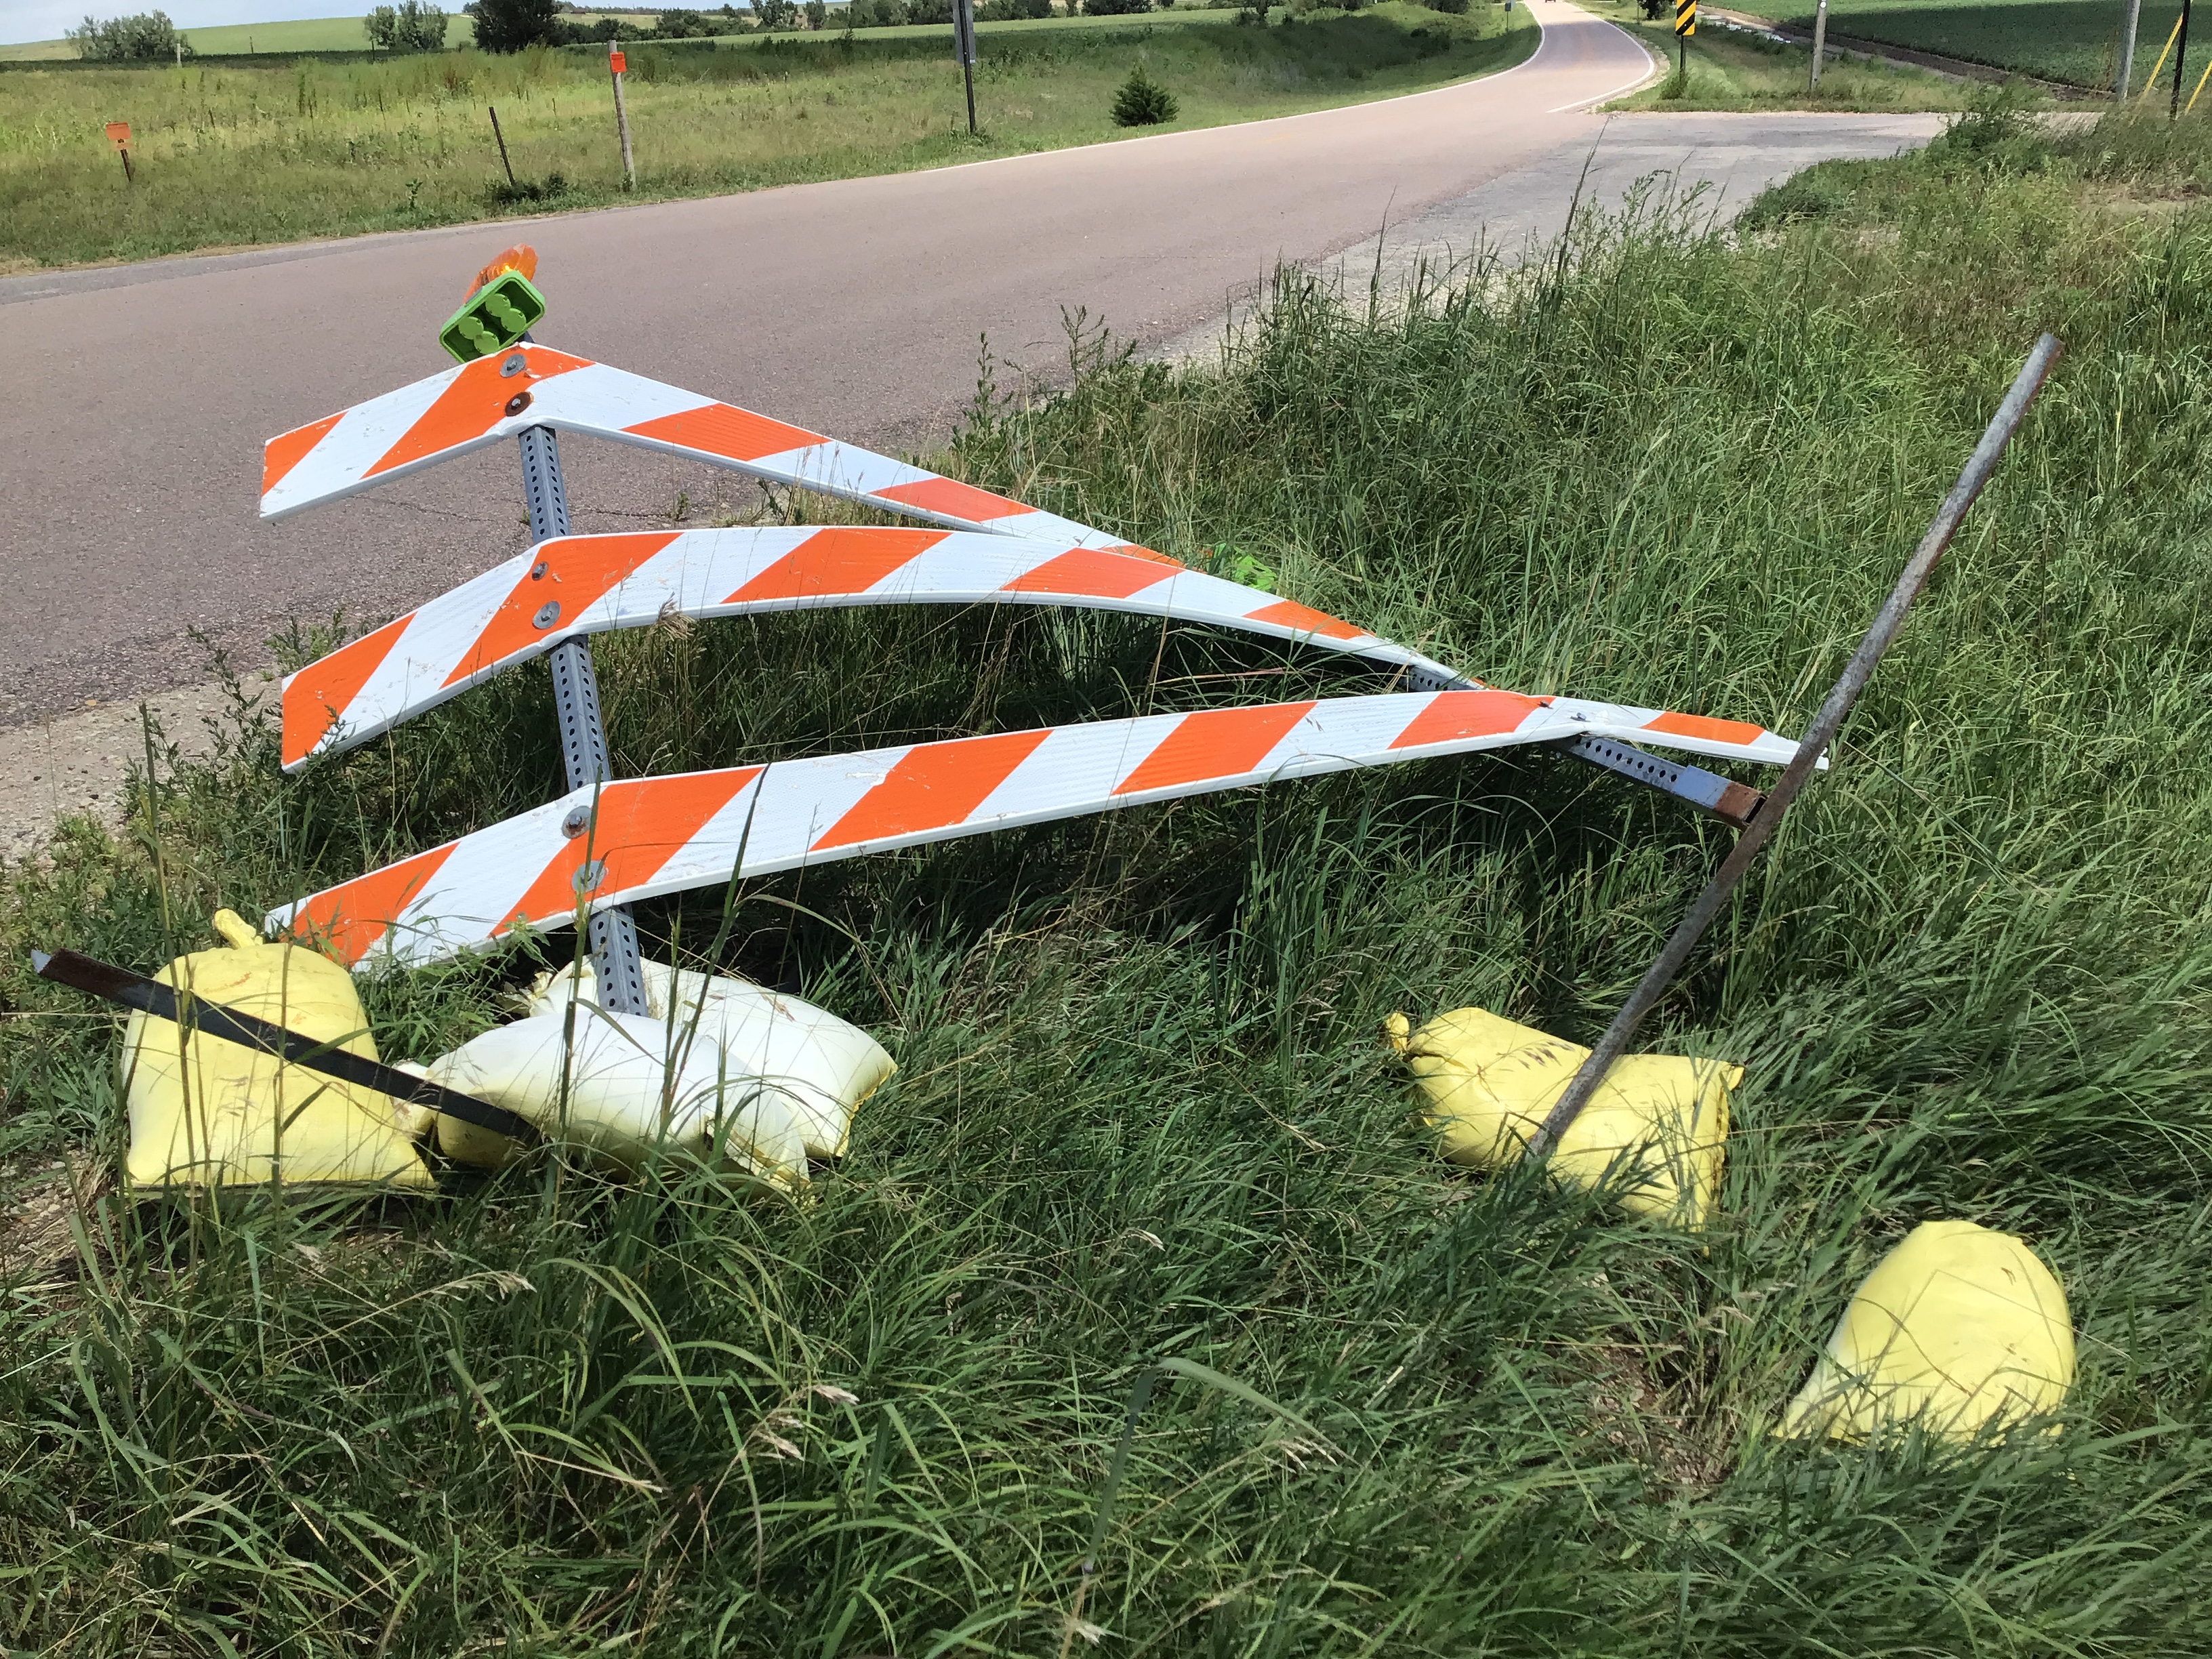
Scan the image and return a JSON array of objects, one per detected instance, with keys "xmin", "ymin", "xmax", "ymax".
[
  {"xmin": 106, "ymin": 121, "xmax": 131, "ymax": 149},
  {"xmin": 463, "ymin": 243, "xmax": 538, "ymax": 302}
]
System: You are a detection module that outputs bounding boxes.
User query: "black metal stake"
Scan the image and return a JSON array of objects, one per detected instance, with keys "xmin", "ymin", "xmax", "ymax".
[
  {"xmin": 1525, "ymin": 334, "xmax": 2064, "ymax": 1163},
  {"xmin": 954, "ymin": 0, "xmax": 978, "ymax": 136},
  {"xmin": 2175, "ymin": 0, "xmax": 2195, "ymax": 118},
  {"xmin": 32, "ymin": 946, "xmax": 535, "ymax": 1145},
  {"xmin": 489, "ymin": 103, "xmax": 516, "ymax": 187}
]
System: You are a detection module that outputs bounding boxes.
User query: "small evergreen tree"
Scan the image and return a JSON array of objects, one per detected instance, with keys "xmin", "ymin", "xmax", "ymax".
[{"xmin": 1109, "ymin": 63, "xmax": 1176, "ymax": 124}]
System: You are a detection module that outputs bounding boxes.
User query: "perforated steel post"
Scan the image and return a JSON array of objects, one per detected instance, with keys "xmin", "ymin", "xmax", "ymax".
[{"xmin": 516, "ymin": 417, "xmax": 651, "ymax": 1016}]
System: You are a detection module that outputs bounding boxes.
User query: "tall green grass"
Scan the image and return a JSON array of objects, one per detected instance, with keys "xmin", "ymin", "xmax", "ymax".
[
  {"xmin": 0, "ymin": 6, "xmax": 1530, "ymax": 270},
  {"xmin": 3, "ymin": 102, "xmax": 2212, "ymax": 1654}
]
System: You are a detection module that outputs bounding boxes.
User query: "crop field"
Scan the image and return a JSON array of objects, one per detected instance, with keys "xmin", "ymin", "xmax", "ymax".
[
  {"xmin": 1771, "ymin": 0, "xmax": 2188, "ymax": 91},
  {"xmin": 0, "ymin": 4, "xmax": 1535, "ymax": 268},
  {"xmin": 3, "ymin": 96, "xmax": 2211, "ymax": 1654}
]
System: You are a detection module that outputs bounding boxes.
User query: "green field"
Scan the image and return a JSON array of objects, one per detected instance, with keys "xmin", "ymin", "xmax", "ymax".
[
  {"xmin": 0, "ymin": 5, "xmax": 1536, "ymax": 269},
  {"xmin": 1586, "ymin": 0, "xmax": 1972, "ymax": 108},
  {"xmin": 6, "ymin": 97, "xmax": 2212, "ymax": 1655},
  {"xmin": 1771, "ymin": 0, "xmax": 2189, "ymax": 92}
]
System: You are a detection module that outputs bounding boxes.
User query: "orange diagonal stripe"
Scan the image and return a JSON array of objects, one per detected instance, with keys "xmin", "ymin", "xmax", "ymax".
[
  {"xmin": 497, "ymin": 769, "xmax": 763, "ymax": 937},
  {"xmin": 1000, "ymin": 547, "xmax": 1177, "ymax": 600},
  {"xmin": 726, "ymin": 527, "xmax": 943, "ymax": 605},
  {"xmin": 1643, "ymin": 710, "xmax": 1767, "ymax": 747},
  {"xmin": 283, "ymin": 613, "xmax": 413, "ymax": 766},
  {"xmin": 813, "ymin": 730, "xmax": 1052, "ymax": 852},
  {"xmin": 1242, "ymin": 598, "xmax": 1366, "ymax": 642},
  {"xmin": 448, "ymin": 533, "xmax": 682, "ymax": 687},
  {"xmin": 875, "ymin": 476, "xmax": 1036, "ymax": 524},
  {"xmin": 1387, "ymin": 690, "xmax": 1547, "ymax": 750},
  {"xmin": 624, "ymin": 402, "xmax": 823, "ymax": 464},
  {"xmin": 1114, "ymin": 703, "xmax": 1316, "ymax": 796},
  {"xmin": 262, "ymin": 411, "xmax": 344, "ymax": 498},
  {"xmin": 290, "ymin": 842, "xmax": 460, "ymax": 966},
  {"xmin": 365, "ymin": 346, "xmax": 590, "ymax": 480}
]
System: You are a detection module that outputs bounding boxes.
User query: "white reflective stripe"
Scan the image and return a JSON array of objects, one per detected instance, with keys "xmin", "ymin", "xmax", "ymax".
[
  {"xmin": 262, "ymin": 373, "xmax": 451, "ymax": 518},
  {"xmin": 365, "ymin": 560, "xmax": 522, "ymax": 703},
  {"xmin": 752, "ymin": 441, "xmax": 928, "ymax": 501},
  {"xmin": 390, "ymin": 814, "xmax": 548, "ymax": 956},
  {"xmin": 535, "ymin": 360, "xmax": 707, "ymax": 429}
]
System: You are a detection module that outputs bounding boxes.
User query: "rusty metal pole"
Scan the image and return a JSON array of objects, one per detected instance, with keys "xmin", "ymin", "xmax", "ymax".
[
  {"xmin": 1525, "ymin": 333, "xmax": 2064, "ymax": 1164},
  {"xmin": 489, "ymin": 104, "xmax": 516, "ymax": 188},
  {"xmin": 611, "ymin": 46, "xmax": 637, "ymax": 188}
]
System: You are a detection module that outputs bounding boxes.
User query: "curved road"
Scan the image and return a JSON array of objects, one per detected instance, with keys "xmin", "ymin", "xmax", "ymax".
[{"xmin": 1, "ymin": 3, "xmax": 1655, "ymax": 728}]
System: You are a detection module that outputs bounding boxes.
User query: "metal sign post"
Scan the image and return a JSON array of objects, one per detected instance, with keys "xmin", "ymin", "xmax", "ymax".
[
  {"xmin": 2119, "ymin": 0, "xmax": 2142, "ymax": 98},
  {"xmin": 508, "ymin": 390, "xmax": 651, "ymax": 1017},
  {"xmin": 106, "ymin": 121, "xmax": 134, "ymax": 184},
  {"xmin": 1673, "ymin": 0, "xmax": 1695, "ymax": 77},
  {"xmin": 954, "ymin": 0, "xmax": 978, "ymax": 136}
]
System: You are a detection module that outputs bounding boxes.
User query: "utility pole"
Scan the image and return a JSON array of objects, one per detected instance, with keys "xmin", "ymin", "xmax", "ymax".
[
  {"xmin": 610, "ymin": 44, "xmax": 636, "ymax": 188},
  {"xmin": 1809, "ymin": 0, "xmax": 1829, "ymax": 90},
  {"xmin": 2118, "ymin": 0, "xmax": 2142, "ymax": 98}
]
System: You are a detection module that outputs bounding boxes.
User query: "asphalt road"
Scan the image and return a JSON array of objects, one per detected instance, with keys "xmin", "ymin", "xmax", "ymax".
[{"xmin": 0, "ymin": 3, "xmax": 1933, "ymax": 739}]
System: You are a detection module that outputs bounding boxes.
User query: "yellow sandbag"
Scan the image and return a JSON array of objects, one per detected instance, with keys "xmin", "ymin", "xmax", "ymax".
[
  {"xmin": 1781, "ymin": 1219, "xmax": 2074, "ymax": 1441},
  {"xmin": 1385, "ymin": 1006, "xmax": 1736, "ymax": 1227},
  {"xmin": 121, "ymin": 910, "xmax": 430, "ymax": 1189}
]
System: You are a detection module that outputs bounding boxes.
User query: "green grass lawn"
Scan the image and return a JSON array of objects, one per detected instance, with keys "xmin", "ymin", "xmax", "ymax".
[
  {"xmin": 6, "ymin": 98, "xmax": 2212, "ymax": 1656},
  {"xmin": 1588, "ymin": 0, "xmax": 1972, "ymax": 108},
  {"xmin": 0, "ymin": 4, "xmax": 1536, "ymax": 269},
  {"xmin": 1769, "ymin": 0, "xmax": 2188, "ymax": 92}
]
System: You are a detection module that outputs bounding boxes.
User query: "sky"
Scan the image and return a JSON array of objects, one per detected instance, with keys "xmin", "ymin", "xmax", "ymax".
[{"xmin": 1, "ymin": 0, "xmax": 366, "ymax": 45}]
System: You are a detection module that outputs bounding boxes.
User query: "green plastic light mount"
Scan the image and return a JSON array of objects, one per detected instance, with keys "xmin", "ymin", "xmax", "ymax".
[{"xmin": 438, "ymin": 270, "xmax": 548, "ymax": 365}]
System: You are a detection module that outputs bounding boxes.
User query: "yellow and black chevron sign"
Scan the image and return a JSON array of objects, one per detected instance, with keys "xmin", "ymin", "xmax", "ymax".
[{"xmin": 1674, "ymin": 0, "xmax": 1696, "ymax": 33}]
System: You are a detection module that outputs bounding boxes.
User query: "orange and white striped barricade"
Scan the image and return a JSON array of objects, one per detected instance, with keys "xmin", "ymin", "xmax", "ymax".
[
  {"xmin": 274, "ymin": 526, "xmax": 1471, "ymax": 769},
  {"xmin": 262, "ymin": 341, "xmax": 1118, "ymax": 547},
  {"xmin": 268, "ymin": 688, "xmax": 1803, "ymax": 972}
]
